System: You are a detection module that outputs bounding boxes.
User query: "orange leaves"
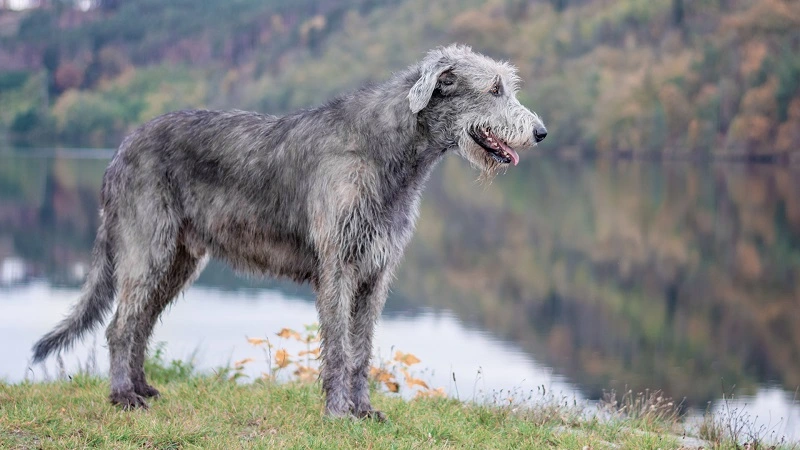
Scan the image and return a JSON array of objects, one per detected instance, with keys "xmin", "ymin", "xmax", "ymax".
[
  {"xmin": 230, "ymin": 357, "xmax": 255, "ymax": 381},
  {"xmin": 370, "ymin": 367, "xmax": 393, "ymax": 383},
  {"xmin": 401, "ymin": 368, "xmax": 429, "ymax": 390},
  {"xmin": 294, "ymin": 366, "xmax": 319, "ymax": 383},
  {"xmin": 257, "ymin": 324, "xmax": 322, "ymax": 378},
  {"xmin": 369, "ymin": 366, "xmax": 400, "ymax": 392},
  {"xmin": 234, "ymin": 357, "xmax": 254, "ymax": 368},
  {"xmin": 298, "ymin": 348, "xmax": 321, "ymax": 359},
  {"xmin": 371, "ymin": 352, "xmax": 441, "ymax": 398},
  {"xmin": 274, "ymin": 349, "xmax": 291, "ymax": 368},
  {"xmin": 276, "ymin": 326, "xmax": 320, "ymax": 343},
  {"xmin": 385, "ymin": 381, "xmax": 400, "ymax": 393},
  {"xmin": 276, "ymin": 328, "xmax": 302, "ymax": 340},
  {"xmin": 370, "ymin": 367, "xmax": 399, "ymax": 392},
  {"xmin": 393, "ymin": 351, "xmax": 421, "ymax": 366},
  {"xmin": 238, "ymin": 324, "xmax": 443, "ymax": 400},
  {"xmin": 414, "ymin": 387, "xmax": 446, "ymax": 399},
  {"xmin": 247, "ymin": 337, "xmax": 270, "ymax": 346}
]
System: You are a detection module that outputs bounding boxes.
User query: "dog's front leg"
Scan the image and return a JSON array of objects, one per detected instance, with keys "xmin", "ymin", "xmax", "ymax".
[
  {"xmin": 316, "ymin": 261, "xmax": 356, "ymax": 417},
  {"xmin": 349, "ymin": 268, "xmax": 391, "ymax": 421}
]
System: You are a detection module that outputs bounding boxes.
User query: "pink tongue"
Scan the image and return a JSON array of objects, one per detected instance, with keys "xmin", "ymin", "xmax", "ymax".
[{"xmin": 499, "ymin": 141, "xmax": 519, "ymax": 166}]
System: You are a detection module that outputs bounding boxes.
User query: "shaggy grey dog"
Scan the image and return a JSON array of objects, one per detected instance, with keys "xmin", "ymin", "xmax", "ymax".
[{"xmin": 32, "ymin": 44, "xmax": 546, "ymax": 419}]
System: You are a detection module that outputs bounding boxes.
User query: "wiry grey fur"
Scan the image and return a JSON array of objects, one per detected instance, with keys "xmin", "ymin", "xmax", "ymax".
[{"xmin": 32, "ymin": 45, "xmax": 546, "ymax": 418}]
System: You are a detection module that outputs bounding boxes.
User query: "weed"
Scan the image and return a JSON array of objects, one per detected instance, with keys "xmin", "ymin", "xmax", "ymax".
[
  {"xmin": 144, "ymin": 342, "xmax": 197, "ymax": 384},
  {"xmin": 237, "ymin": 322, "xmax": 446, "ymax": 399}
]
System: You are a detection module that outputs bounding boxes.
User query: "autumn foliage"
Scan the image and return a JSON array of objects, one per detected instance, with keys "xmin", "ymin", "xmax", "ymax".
[
  {"xmin": 0, "ymin": 0, "xmax": 797, "ymax": 157},
  {"xmin": 234, "ymin": 324, "xmax": 446, "ymax": 400}
]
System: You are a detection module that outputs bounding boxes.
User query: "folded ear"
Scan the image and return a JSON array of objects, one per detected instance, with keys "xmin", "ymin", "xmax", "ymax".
[{"xmin": 408, "ymin": 59, "xmax": 453, "ymax": 114}]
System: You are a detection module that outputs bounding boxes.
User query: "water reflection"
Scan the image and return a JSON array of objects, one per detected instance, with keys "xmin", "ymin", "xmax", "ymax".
[
  {"xmin": 1, "ymin": 150, "xmax": 799, "ymax": 440},
  {"xmin": 4, "ymin": 282, "xmax": 576, "ymax": 403}
]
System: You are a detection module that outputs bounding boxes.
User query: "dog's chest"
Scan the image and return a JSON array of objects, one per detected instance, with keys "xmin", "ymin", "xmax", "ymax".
[{"xmin": 378, "ymin": 183, "xmax": 424, "ymax": 251}]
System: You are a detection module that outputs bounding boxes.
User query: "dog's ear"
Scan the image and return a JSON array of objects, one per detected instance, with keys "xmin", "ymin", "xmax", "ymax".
[{"xmin": 408, "ymin": 59, "xmax": 454, "ymax": 114}]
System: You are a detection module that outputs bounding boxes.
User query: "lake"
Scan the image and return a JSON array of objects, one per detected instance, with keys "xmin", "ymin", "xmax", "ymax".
[{"xmin": 1, "ymin": 149, "xmax": 798, "ymax": 441}]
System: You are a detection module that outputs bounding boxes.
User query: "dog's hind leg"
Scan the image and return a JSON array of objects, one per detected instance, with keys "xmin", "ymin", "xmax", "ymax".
[
  {"xmin": 105, "ymin": 204, "xmax": 181, "ymax": 409},
  {"xmin": 107, "ymin": 280, "xmax": 162, "ymax": 408},
  {"xmin": 129, "ymin": 243, "xmax": 204, "ymax": 399}
]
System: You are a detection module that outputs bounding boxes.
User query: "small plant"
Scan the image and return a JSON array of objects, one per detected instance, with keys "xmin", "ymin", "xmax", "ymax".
[
  {"xmin": 373, "ymin": 350, "xmax": 446, "ymax": 399},
  {"xmin": 705, "ymin": 384, "xmax": 794, "ymax": 449},
  {"xmin": 600, "ymin": 388, "xmax": 681, "ymax": 430},
  {"xmin": 144, "ymin": 342, "xmax": 197, "ymax": 384},
  {"xmin": 698, "ymin": 404, "xmax": 724, "ymax": 445},
  {"xmin": 236, "ymin": 323, "xmax": 445, "ymax": 398}
]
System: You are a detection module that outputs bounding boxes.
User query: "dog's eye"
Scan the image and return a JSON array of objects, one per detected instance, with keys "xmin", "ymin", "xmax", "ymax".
[{"xmin": 489, "ymin": 82, "xmax": 502, "ymax": 97}]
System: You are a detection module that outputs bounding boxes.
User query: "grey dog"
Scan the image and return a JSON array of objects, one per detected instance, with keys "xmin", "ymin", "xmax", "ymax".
[{"xmin": 32, "ymin": 44, "xmax": 546, "ymax": 419}]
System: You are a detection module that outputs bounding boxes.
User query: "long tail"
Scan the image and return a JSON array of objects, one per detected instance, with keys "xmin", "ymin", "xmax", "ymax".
[{"xmin": 32, "ymin": 216, "xmax": 116, "ymax": 363}]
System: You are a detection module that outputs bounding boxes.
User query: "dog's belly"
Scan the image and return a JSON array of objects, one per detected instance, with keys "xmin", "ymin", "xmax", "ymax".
[{"xmin": 188, "ymin": 214, "xmax": 319, "ymax": 285}]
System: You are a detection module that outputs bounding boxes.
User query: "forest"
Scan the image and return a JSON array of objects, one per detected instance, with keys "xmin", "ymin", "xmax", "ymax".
[{"xmin": 0, "ymin": 0, "xmax": 799, "ymax": 158}]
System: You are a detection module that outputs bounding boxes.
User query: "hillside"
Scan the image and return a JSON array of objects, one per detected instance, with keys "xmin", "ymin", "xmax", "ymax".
[{"xmin": 1, "ymin": 0, "xmax": 799, "ymax": 158}]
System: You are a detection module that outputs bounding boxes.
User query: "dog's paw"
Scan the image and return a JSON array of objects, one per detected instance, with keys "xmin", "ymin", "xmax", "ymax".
[
  {"xmin": 134, "ymin": 382, "xmax": 161, "ymax": 399},
  {"xmin": 354, "ymin": 408, "xmax": 388, "ymax": 422},
  {"xmin": 109, "ymin": 391, "xmax": 149, "ymax": 410}
]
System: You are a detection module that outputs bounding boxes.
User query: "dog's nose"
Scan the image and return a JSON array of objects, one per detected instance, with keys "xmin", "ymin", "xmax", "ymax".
[{"xmin": 534, "ymin": 126, "xmax": 547, "ymax": 143}]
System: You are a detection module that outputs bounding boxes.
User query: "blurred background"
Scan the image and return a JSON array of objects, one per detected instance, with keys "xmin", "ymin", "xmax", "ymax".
[{"xmin": 1, "ymin": 0, "xmax": 799, "ymax": 440}]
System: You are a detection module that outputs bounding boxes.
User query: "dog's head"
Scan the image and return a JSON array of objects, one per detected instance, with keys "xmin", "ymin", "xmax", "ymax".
[{"xmin": 408, "ymin": 45, "xmax": 546, "ymax": 179}]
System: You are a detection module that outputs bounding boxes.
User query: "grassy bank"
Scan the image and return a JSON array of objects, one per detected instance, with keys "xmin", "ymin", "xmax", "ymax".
[
  {"xmin": 1, "ymin": 344, "xmax": 794, "ymax": 449},
  {"xmin": 2, "ymin": 331, "xmax": 795, "ymax": 448},
  {"xmin": 2, "ymin": 375, "xmax": 701, "ymax": 450}
]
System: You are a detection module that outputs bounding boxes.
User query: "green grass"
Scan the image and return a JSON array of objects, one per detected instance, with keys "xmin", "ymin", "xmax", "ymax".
[
  {"xmin": 0, "ymin": 376, "xmax": 685, "ymax": 449},
  {"xmin": 0, "ymin": 354, "xmax": 788, "ymax": 449}
]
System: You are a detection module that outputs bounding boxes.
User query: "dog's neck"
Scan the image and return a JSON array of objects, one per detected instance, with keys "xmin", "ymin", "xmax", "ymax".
[
  {"xmin": 315, "ymin": 70, "xmax": 446, "ymax": 222},
  {"xmin": 338, "ymin": 70, "xmax": 446, "ymax": 185}
]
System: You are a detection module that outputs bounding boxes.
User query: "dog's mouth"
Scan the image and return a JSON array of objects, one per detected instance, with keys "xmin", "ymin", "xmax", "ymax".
[{"xmin": 467, "ymin": 127, "xmax": 519, "ymax": 166}]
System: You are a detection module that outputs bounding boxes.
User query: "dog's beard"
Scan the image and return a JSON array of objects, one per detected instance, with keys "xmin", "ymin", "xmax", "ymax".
[{"xmin": 458, "ymin": 138, "xmax": 505, "ymax": 184}]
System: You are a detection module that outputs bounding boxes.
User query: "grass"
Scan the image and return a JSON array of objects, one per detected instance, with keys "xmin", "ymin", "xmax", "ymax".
[
  {"xmin": 2, "ymin": 374, "xmax": 696, "ymax": 449},
  {"xmin": 0, "ymin": 331, "xmax": 795, "ymax": 449}
]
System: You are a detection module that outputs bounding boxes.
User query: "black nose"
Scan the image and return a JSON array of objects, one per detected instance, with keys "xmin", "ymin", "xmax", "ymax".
[{"xmin": 534, "ymin": 126, "xmax": 547, "ymax": 143}]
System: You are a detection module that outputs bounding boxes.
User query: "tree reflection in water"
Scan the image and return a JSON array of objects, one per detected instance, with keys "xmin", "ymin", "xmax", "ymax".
[{"xmin": 1, "ymin": 152, "xmax": 799, "ymax": 411}]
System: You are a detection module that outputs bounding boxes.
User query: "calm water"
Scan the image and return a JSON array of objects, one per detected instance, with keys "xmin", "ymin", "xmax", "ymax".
[{"xmin": 1, "ymin": 150, "xmax": 799, "ymax": 441}]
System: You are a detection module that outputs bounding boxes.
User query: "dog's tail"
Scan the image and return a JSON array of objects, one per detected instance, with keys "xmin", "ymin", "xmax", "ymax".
[{"xmin": 32, "ymin": 215, "xmax": 116, "ymax": 363}]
